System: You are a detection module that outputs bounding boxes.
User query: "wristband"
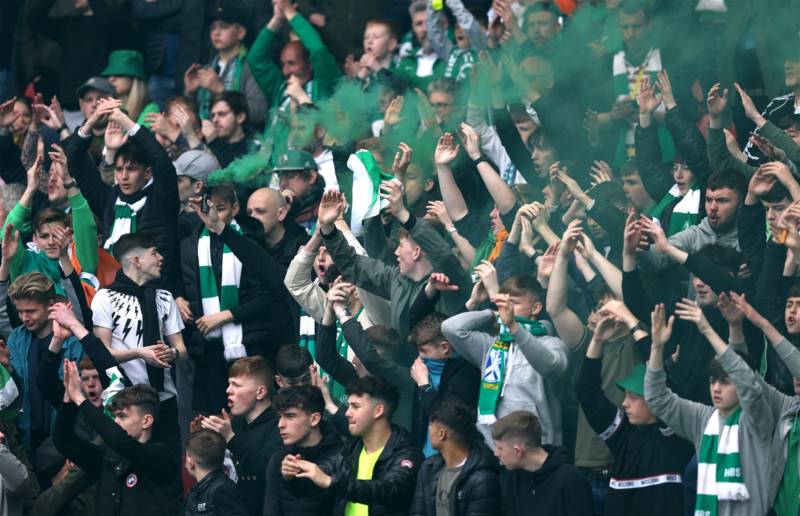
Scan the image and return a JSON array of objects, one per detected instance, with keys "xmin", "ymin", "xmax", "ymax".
[
  {"xmin": 629, "ymin": 321, "xmax": 648, "ymax": 334},
  {"xmin": 62, "ymin": 181, "xmax": 77, "ymax": 189},
  {"xmin": 472, "ymin": 155, "xmax": 487, "ymax": 167},
  {"xmin": 446, "ymin": 225, "xmax": 457, "ymax": 235},
  {"xmin": 58, "ymin": 124, "xmax": 69, "ymax": 133}
]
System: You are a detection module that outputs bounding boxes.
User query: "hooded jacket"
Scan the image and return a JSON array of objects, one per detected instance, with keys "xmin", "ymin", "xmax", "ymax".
[
  {"xmin": 321, "ymin": 425, "xmax": 422, "ymax": 516},
  {"xmin": 501, "ymin": 445, "xmax": 593, "ymax": 516},
  {"xmin": 441, "ymin": 311, "xmax": 568, "ymax": 447},
  {"xmin": 409, "ymin": 441, "xmax": 501, "ymax": 516},
  {"xmin": 263, "ymin": 423, "xmax": 343, "ymax": 516},
  {"xmin": 183, "ymin": 469, "xmax": 249, "ymax": 516},
  {"xmin": 638, "ymin": 217, "xmax": 740, "ymax": 274}
]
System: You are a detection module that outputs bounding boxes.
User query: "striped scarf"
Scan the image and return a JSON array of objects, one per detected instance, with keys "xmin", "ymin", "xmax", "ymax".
[
  {"xmin": 647, "ymin": 184, "xmax": 701, "ymax": 236},
  {"xmin": 696, "ymin": 407, "xmax": 749, "ymax": 516},
  {"xmin": 104, "ymin": 192, "xmax": 149, "ymax": 251},
  {"xmin": 477, "ymin": 316, "xmax": 546, "ymax": 424},
  {"xmin": 198, "ymin": 223, "xmax": 245, "ymax": 362}
]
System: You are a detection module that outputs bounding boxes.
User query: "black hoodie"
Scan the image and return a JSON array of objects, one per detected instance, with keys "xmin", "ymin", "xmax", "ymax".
[
  {"xmin": 263, "ymin": 423, "xmax": 344, "ymax": 516},
  {"xmin": 501, "ymin": 445, "xmax": 593, "ymax": 516},
  {"xmin": 409, "ymin": 440, "xmax": 501, "ymax": 516}
]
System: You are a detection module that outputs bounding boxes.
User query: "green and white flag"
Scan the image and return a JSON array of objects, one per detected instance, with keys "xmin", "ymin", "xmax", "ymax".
[
  {"xmin": 0, "ymin": 364, "xmax": 18, "ymax": 412},
  {"xmin": 346, "ymin": 149, "xmax": 393, "ymax": 236},
  {"xmin": 198, "ymin": 223, "xmax": 245, "ymax": 362},
  {"xmin": 695, "ymin": 407, "xmax": 749, "ymax": 516}
]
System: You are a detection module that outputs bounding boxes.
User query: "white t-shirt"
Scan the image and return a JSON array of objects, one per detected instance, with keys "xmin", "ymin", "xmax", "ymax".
[{"xmin": 91, "ymin": 288, "xmax": 184, "ymax": 400}]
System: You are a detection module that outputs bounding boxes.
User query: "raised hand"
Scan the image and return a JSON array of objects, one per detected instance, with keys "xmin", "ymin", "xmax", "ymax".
[
  {"xmin": 317, "ymin": 190, "xmax": 345, "ymax": 227},
  {"xmin": 650, "ymin": 303, "xmax": 674, "ymax": 348},
  {"xmin": 410, "ymin": 357, "xmax": 430, "ymax": 387},
  {"xmin": 104, "ymin": 120, "xmax": 129, "ymax": 151},
  {"xmin": 492, "ymin": 293, "xmax": 517, "ymax": 329},
  {"xmin": 518, "ymin": 217, "xmax": 537, "ymax": 257},
  {"xmin": 391, "ymin": 142, "xmax": 413, "ymax": 176},
  {"xmin": 716, "ymin": 292, "xmax": 744, "ymax": 326},
  {"xmin": 63, "ymin": 360, "xmax": 85, "ymax": 404},
  {"xmin": 706, "ymin": 83, "xmax": 729, "ymax": 118},
  {"xmin": 187, "ymin": 196, "xmax": 226, "ymax": 234},
  {"xmin": 383, "ymin": 96, "xmax": 404, "ymax": 127},
  {"xmin": 636, "ymin": 216, "xmax": 669, "ymax": 252},
  {"xmin": 749, "ymin": 132, "xmax": 785, "ymax": 161},
  {"xmin": 0, "ymin": 98, "xmax": 19, "ymax": 129},
  {"xmin": 589, "ymin": 160, "xmax": 614, "ymax": 186},
  {"xmin": 674, "ymin": 298, "xmax": 711, "ymax": 333},
  {"xmin": 474, "ymin": 260, "xmax": 500, "ymax": 298},
  {"xmin": 656, "ymin": 69, "xmax": 676, "ymax": 109},
  {"xmin": 1, "ymin": 224, "xmax": 20, "ymax": 264},
  {"xmin": 459, "ymin": 123, "xmax": 482, "ymax": 160},
  {"xmin": 426, "ymin": 200, "xmax": 453, "ymax": 227},
  {"xmin": 200, "ymin": 410, "xmax": 234, "ymax": 441},
  {"xmin": 379, "ymin": 179, "xmax": 406, "ymax": 219},
  {"xmin": 536, "ymin": 242, "xmax": 559, "ymax": 287},
  {"xmin": 558, "ymin": 219, "xmax": 583, "ymax": 256},
  {"xmin": 747, "ymin": 167, "xmax": 778, "ymax": 198},
  {"xmin": 466, "ymin": 279, "xmax": 488, "ymax": 311},
  {"xmin": 729, "ymin": 292, "xmax": 764, "ymax": 326},
  {"xmin": 25, "ymin": 153, "xmax": 43, "ymax": 193},
  {"xmin": 734, "ymin": 83, "xmax": 765, "ymax": 125},
  {"xmin": 48, "ymin": 143, "xmax": 72, "ymax": 185},
  {"xmin": 427, "ymin": 272, "xmax": 459, "ymax": 293},
  {"xmin": 623, "ymin": 210, "xmax": 644, "ymax": 255},
  {"xmin": 184, "ymin": 64, "xmax": 203, "ymax": 94},
  {"xmin": 593, "ymin": 314, "xmax": 624, "ymax": 343},
  {"xmin": 434, "ymin": 133, "xmax": 460, "ymax": 166},
  {"xmin": 196, "ymin": 67, "xmax": 224, "ymax": 94},
  {"xmin": 637, "ymin": 75, "xmax": 662, "ymax": 115}
]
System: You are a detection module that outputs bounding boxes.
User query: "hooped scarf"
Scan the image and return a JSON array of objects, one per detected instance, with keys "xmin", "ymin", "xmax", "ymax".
[
  {"xmin": 695, "ymin": 407, "xmax": 749, "ymax": 516},
  {"xmin": 477, "ymin": 316, "xmax": 547, "ymax": 424},
  {"xmin": 104, "ymin": 178, "xmax": 153, "ymax": 251},
  {"xmin": 198, "ymin": 223, "xmax": 245, "ymax": 362},
  {"xmin": 647, "ymin": 183, "xmax": 701, "ymax": 236}
]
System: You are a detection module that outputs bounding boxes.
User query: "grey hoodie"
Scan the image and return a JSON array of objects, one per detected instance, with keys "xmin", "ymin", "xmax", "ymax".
[
  {"xmin": 645, "ymin": 347, "xmax": 774, "ymax": 516},
  {"xmin": 441, "ymin": 310, "xmax": 568, "ymax": 447},
  {"xmin": 638, "ymin": 216, "xmax": 740, "ymax": 272}
]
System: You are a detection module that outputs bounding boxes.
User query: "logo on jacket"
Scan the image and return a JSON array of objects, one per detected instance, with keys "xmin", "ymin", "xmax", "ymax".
[
  {"xmin": 125, "ymin": 473, "xmax": 138, "ymax": 488},
  {"xmin": 400, "ymin": 459, "xmax": 414, "ymax": 469},
  {"xmin": 197, "ymin": 502, "xmax": 207, "ymax": 512}
]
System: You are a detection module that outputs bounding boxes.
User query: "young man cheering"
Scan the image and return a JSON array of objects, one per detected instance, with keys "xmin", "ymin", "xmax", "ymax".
[
  {"xmin": 284, "ymin": 376, "xmax": 422, "ymax": 516},
  {"xmin": 264, "ymin": 384, "xmax": 343, "ymax": 516}
]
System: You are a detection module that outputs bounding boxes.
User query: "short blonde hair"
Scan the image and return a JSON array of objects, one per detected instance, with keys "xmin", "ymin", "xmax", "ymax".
[{"xmin": 8, "ymin": 272, "xmax": 55, "ymax": 306}]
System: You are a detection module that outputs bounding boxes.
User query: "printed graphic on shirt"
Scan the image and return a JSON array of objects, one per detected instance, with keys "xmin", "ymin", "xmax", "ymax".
[{"xmin": 126, "ymin": 473, "xmax": 138, "ymax": 488}]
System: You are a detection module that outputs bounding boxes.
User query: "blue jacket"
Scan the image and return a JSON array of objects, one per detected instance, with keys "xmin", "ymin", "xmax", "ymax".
[{"xmin": 7, "ymin": 326, "xmax": 83, "ymax": 449}]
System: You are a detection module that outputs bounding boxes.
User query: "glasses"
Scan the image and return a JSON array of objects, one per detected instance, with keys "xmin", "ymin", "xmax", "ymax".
[{"xmin": 431, "ymin": 102, "xmax": 453, "ymax": 109}]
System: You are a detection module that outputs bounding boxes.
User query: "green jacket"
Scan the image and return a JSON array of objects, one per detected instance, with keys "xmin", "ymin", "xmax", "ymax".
[
  {"xmin": 707, "ymin": 122, "xmax": 800, "ymax": 180},
  {"xmin": 395, "ymin": 54, "xmax": 446, "ymax": 91},
  {"xmin": 247, "ymin": 13, "xmax": 341, "ymax": 110},
  {"xmin": 1, "ymin": 192, "xmax": 99, "ymax": 293}
]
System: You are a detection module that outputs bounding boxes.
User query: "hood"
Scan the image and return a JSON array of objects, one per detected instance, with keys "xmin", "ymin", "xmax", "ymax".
[
  {"xmin": 463, "ymin": 441, "xmax": 501, "ymax": 474},
  {"xmin": 535, "ymin": 445, "xmax": 571, "ymax": 477},
  {"xmin": 288, "ymin": 422, "xmax": 344, "ymax": 461}
]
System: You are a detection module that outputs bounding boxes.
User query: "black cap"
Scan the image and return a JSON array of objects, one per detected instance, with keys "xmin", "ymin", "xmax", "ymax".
[
  {"xmin": 75, "ymin": 76, "xmax": 116, "ymax": 99},
  {"xmin": 209, "ymin": 0, "xmax": 246, "ymax": 25}
]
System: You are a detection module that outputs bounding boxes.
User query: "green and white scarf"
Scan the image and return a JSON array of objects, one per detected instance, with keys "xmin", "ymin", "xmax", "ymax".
[
  {"xmin": 695, "ymin": 407, "xmax": 749, "ymax": 516},
  {"xmin": 0, "ymin": 364, "xmax": 19, "ymax": 421},
  {"xmin": 647, "ymin": 184, "xmax": 701, "ymax": 236},
  {"xmin": 198, "ymin": 223, "xmax": 245, "ymax": 362},
  {"xmin": 104, "ymin": 193, "xmax": 148, "ymax": 251},
  {"xmin": 198, "ymin": 46, "xmax": 246, "ymax": 120},
  {"xmin": 477, "ymin": 316, "xmax": 547, "ymax": 424}
]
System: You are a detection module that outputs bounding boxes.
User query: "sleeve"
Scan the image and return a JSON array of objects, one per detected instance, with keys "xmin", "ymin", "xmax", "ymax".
[
  {"xmin": 0, "ymin": 281, "xmax": 12, "ymax": 340},
  {"xmin": 314, "ymin": 323, "xmax": 358, "ymax": 388},
  {"xmin": 246, "ymin": 27, "xmax": 284, "ymax": 107},
  {"xmin": 753, "ymin": 241, "xmax": 788, "ymax": 325},
  {"xmin": 36, "ymin": 350, "xmax": 65, "ymax": 408},
  {"xmin": 263, "ymin": 454, "xmax": 283, "ymax": 516},
  {"xmin": 0, "ymin": 132, "xmax": 25, "ymax": 186},
  {"xmin": 220, "ymin": 225, "xmax": 289, "ymax": 294},
  {"xmin": 682, "ymin": 252, "xmax": 745, "ymax": 295},
  {"xmin": 718, "ymin": 346, "xmax": 776, "ymax": 439},
  {"xmin": 0, "ymin": 443, "xmax": 35, "ymax": 495},
  {"xmin": 773, "ymin": 337, "xmax": 800, "ymax": 380},
  {"xmin": 0, "ymin": 202, "xmax": 27, "ymax": 274},
  {"xmin": 79, "ymin": 332, "xmax": 131, "ymax": 390},
  {"xmin": 576, "ymin": 357, "xmax": 626, "ymax": 444},
  {"xmin": 440, "ymin": 309, "xmax": 495, "ymax": 368},
  {"xmin": 214, "ymin": 481, "xmax": 250, "ymax": 516},
  {"xmin": 758, "ymin": 121, "xmax": 800, "ymax": 166},
  {"xmin": 129, "ymin": 127, "xmax": 180, "ymax": 222},
  {"xmin": 563, "ymin": 471, "xmax": 594, "ymax": 516},
  {"xmin": 426, "ymin": 4, "xmax": 453, "ymax": 60},
  {"xmin": 52, "ymin": 402, "xmax": 104, "ymax": 477},
  {"xmin": 162, "ymin": 295, "xmax": 185, "ymax": 337},
  {"xmin": 644, "ymin": 366, "xmax": 713, "ymax": 444},
  {"xmin": 90, "ymin": 290, "xmax": 114, "ymax": 330},
  {"xmin": 289, "ymin": 13, "xmax": 341, "ymax": 99},
  {"xmin": 323, "ymin": 227, "xmax": 396, "ymax": 299},
  {"xmin": 621, "ymin": 270, "xmax": 655, "ymax": 328},
  {"xmin": 706, "ymin": 127, "xmax": 756, "ymax": 178},
  {"xmin": 61, "ymin": 131, "xmax": 111, "ymax": 219},
  {"xmin": 634, "ymin": 123, "xmax": 673, "ymax": 202},
  {"xmin": 664, "ymin": 107, "xmax": 713, "ymax": 185},
  {"xmin": 586, "ymin": 200, "xmax": 626, "ymax": 259},
  {"xmin": 510, "ymin": 330, "xmax": 567, "ymax": 380},
  {"xmin": 68, "ymin": 191, "xmax": 99, "ymax": 278},
  {"xmin": 341, "ymin": 319, "xmax": 415, "ymax": 387},
  {"xmin": 31, "ymin": 468, "xmax": 95, "ymax": 516},
  {"xmin": 77, "ymin": 399, "xmax": 178, "ymax": 482},
  {"xmin": 466, "ymin": 103, "xmax": 514, "ymax": 178},
  {"xmin": 637, "ymin": 225, "xmax": 700, "ymax": 272},
  {"xmin": 737, "ymin": 203, "xmax": 767, "ymax": 278},
  {"xmin": 284, "ymin": 248, "xmax": 327, "ymax": 322},
  {"xmin": 241, "ymin": 64, "xmax": 268, "ymax": 128},
  {"xmin": 445, "ymin": 0, "xmax": 487, "ymax": 51},
  {"xmin": 490, "ymin": 108, "xmax": 539, "ymax": 186},
  {"xmin": 408, "ymin": 289, "xmax": 440, "ymax": 330},
  {"xmin": 409, "ymin": 464, "xmax": 427, "ymax": 516}
]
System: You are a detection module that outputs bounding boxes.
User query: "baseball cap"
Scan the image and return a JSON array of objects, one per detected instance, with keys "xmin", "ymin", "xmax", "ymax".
[
  {"xmin": 75, "ymin": 76, "xmax": 116, "ymax": 99},
  {"xmin": 208, "ymin": 0, "xmax": 246, "ymax": 25},
  {"xmin": 174, "ymin": 151, "xmax": 221, "ymax": 183},
  {"xmin": 271, "ymin": 149, "xmax": 318, "ymax": 173}
]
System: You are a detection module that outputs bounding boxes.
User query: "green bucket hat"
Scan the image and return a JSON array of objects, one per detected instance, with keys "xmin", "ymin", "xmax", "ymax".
[
  {"xmin": 101, "ymin": 50, "xmax": 147, "ymax": 80},
  {"xmin": 271, "ymin": 149, "xmax": 319, "ymax": 173},
  {"xmin": 616, "ymin": 363, "xmax": 646, "ymax": 397}
]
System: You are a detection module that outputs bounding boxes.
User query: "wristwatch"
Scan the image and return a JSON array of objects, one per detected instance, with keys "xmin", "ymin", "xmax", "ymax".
[
  {"xmin": 471, "ymin": 155, "xmax": 487, "ymax": 166},
  {"xmin": 62, "ymin": 180, "xmax": 77, "ymax": 189},
  {"xmin": 629, "ymin": 321, "xmax": 648, "ymax": 334}
]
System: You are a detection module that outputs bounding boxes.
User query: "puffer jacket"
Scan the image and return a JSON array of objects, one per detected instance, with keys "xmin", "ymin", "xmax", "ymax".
[
  {"xmin": 409, "ymin": 441, "xmax": 501, "ymax": 516},
  {"xmin": 262, "ymin": 423, "xmax": 343, "ymax": 516},
  {"xmin": 321, "ymin": 425, "xmax": 422, "ymax": 516}
]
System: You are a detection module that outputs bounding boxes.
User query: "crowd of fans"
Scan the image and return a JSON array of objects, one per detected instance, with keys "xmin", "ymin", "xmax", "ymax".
[{"xmin": 0, "ymin": 0, "xmax": 799, "ymax": 515}]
